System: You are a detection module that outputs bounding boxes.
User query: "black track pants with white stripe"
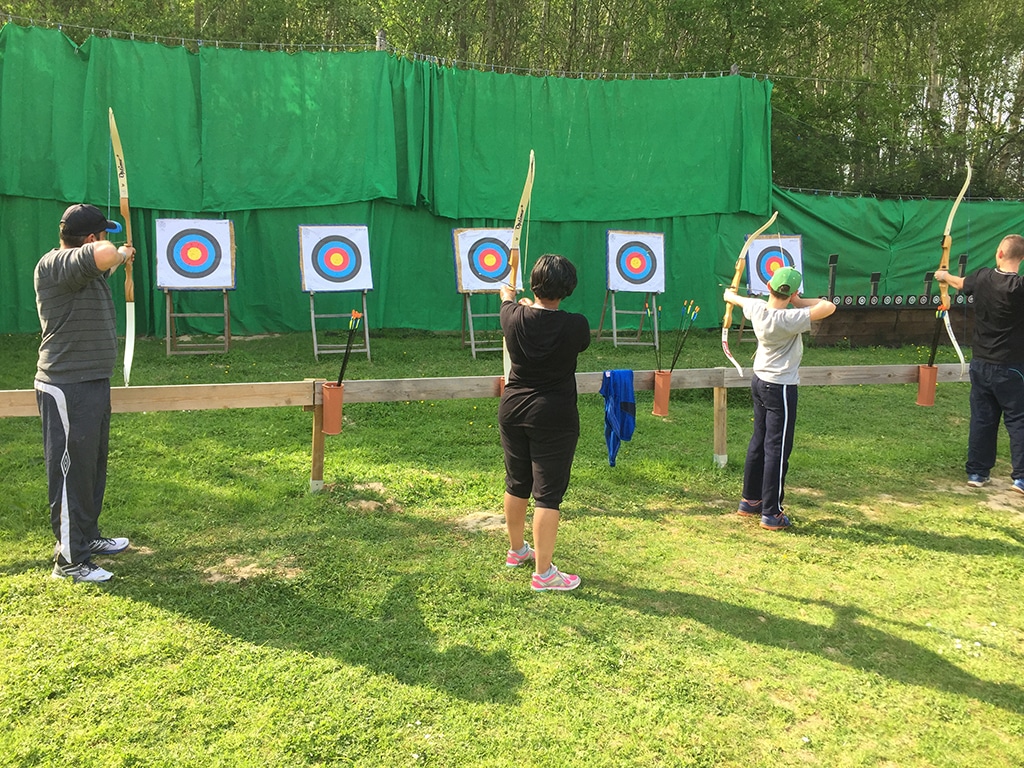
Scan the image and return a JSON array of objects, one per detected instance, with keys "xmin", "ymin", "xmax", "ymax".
[{"xmin": 35, "ymin": 379, "xmax": 111, "ymax": 566}]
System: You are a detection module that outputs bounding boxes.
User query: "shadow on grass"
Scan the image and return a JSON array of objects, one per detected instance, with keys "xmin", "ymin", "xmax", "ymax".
[
  {"xmin": 808, "ymin": 517, "xmax": 1024, "ymax": 557},
  {"xmin": 106, "ymin": 510, "xmax": 525, "ymax": 705},
  {"xmin": 582, "ymin": 577, "xmax": 1024, "ymax": 716},
  {"xmin": 115, "ymin": 570, "xmax": 524, "ymax": 704}
]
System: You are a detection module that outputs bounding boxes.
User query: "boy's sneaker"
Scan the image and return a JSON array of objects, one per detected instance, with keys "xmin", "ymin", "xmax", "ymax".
[
  {"xmin": 760, "ymin": 513, "xmax": 792, "ymax": 531},
  {"xmin": 1012, "ymin": 479, "xmax": 1024, "ymax": 496},
  {"xmin": 506, "ymin": 543, "xmax": 536, "ymax": 568},
  {"xmin": 737, "ymin": 499, "xmax": 762, "ymax": 517},
  {"xmin": 967, "ymin": 474, "xmax": 990, "ymax": 487},
  {"xmin": 531, "ymin": 566, "xmax": 581, "ymax": 592},
  {"xmin": 89, "ymin": 537, "xmax": 130, "ymax": 556},
  {"xmin": 51, "ymin": 561, "xmax": 113, "ymax": 583}
]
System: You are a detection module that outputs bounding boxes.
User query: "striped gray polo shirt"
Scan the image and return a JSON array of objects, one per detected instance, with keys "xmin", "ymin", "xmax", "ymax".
[{"xmin": 34, "ymin": 242, "xmax": 118, "ymax": 384}]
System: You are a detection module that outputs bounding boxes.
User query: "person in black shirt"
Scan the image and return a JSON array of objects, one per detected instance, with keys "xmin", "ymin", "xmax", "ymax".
[
  {"xmin": 498, "ymin": 254, "xmax": 590, "ymax": 591},
  {"xmin": 935, "ymin": 234, "xmax": 1024, "ymax": 492}
]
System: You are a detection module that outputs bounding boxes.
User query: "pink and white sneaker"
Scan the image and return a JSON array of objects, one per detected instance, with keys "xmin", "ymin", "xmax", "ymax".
[
  {"xmin": 531, "ymin": 566, "xmax": 581, "ymax": 592},
  {"xmin": 506, "ymin": 544, "xmax": 536, "ymax": 568}
]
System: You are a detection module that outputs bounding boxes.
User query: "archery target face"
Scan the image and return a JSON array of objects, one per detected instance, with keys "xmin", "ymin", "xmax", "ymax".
[
  {"xmin": 606, "ymin": 230, "xmax": 665, "ymax": 293},
  {"xmin": 299, "ymin": 226, "xmax": 373, "ymax": 292},
  {"xmin": 156, "ymin": 219, "xmax": 235, "ymax": 289},
  {"xmin": 746, "ymin": 235, "xmax": 803, "ymax": 296},
  {"xmin": 453, "ymin": 228, "xmax": 522, "ymax": 293}
]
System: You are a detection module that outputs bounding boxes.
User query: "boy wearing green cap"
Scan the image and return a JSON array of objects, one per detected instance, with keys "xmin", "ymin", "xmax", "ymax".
[{"xmin": 723, "ymin": 266, "xmax": 836, "ymax": 529}]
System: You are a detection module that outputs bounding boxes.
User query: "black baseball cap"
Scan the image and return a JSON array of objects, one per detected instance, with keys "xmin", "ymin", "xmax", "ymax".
[{"xmin": 60, "ymin": 204, "xmax": 123, "ymax": 237}]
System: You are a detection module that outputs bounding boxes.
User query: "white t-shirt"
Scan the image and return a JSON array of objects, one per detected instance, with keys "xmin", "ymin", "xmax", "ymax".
[{"xmin": 742, "ymin": 301, "xmax": 812, "ymax": 385}]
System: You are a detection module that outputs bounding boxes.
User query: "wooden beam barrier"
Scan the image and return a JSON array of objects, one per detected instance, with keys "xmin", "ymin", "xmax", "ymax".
[{"xmin": 0, "ymin": 364, "xmax": 966, "ymax": 490}]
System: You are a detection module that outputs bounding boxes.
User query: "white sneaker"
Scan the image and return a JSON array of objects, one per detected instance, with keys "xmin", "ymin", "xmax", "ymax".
[
  {"xmin": 89, "ymin": 537, "xmax": 130, "ymax": 555},
  {"xmin": 51, "ymin": 561, "xmax": 113, "ymax": 582}
]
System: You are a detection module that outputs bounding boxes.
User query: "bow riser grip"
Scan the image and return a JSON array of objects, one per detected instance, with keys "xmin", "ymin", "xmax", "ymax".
[
  {"xmin": 119, "ymin": 197, "xmax": 132, "ymax": 248},
  {"xmin": 124, "ymin": 263, "xmax": 134, "ymax": 302},
  {"xmin": 939, "ymin": 234, "xmax": 953, "ymax": 308},
  {"xmin": 508, "ymin": 246, "xmax": 519, "ymax": 292}
]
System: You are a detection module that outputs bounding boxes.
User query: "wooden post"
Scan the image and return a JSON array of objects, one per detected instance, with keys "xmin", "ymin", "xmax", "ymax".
[
  {"xmin": 309, "ymin": 380, "xmax": 325, "ymax": 492},
  {"xmin": 713, "ymin": 386, "xmax": 728, "ymax": 467}
]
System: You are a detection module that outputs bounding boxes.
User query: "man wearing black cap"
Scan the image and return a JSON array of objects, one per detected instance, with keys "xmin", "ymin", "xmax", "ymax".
[
  {"xmin": 35, "ymin": 204, "xmax": 135, "ymax": 582},
  {"xmin": 724, "ymin": 266, "xmax": 836, "ymax": 530}
]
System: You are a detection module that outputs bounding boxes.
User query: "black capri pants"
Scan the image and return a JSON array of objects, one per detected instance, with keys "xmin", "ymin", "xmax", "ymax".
[{"xmin": 499, "ymin": 423, "xmax": 579, "ymax": 509}]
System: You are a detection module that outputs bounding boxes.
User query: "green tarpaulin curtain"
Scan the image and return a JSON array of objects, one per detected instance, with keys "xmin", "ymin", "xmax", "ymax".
[
  {"xmin": 0, "ymin": 23, "xmax": 771, "ymax": 218},
  {"xmin": 3, "ymin": 23, "xmax": 1021, "ymax": 342}
]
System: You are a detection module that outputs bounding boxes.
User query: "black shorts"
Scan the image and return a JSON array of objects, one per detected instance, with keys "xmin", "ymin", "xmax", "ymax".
[{"xmin": 499, "ymin": 423, "xmax": 579, "ymax": 509}]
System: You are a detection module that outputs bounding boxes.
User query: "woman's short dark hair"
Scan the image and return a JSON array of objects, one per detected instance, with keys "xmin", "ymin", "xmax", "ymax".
[{"xmin": 530, "ymin": 253, "xmax": 578, "ymax": 300}]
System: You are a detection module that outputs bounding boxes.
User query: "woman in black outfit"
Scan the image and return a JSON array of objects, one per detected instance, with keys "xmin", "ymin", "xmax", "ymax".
[{"xmin": 498, "ymin": 254, "xmax": 591, "ymax": 592}]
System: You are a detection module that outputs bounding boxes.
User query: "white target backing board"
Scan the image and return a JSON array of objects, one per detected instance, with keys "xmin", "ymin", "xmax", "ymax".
[
  {"xmin": 606, "ymin": 230, "xmax": 665, "ymax": 293},
  {"xmin": 453, "ymin": 228, "xmax": 523, "ymax": 293},
  {"xmin": 298, "ymin": 226, "xmax": 373, "ymax": 292},
  {"xmin": 155, "ymin": 219, "xmax": 236, "ymax": 290},
  {"xmin": 746, "ymin": 235, "xmax": 804, "ymax": 296}
]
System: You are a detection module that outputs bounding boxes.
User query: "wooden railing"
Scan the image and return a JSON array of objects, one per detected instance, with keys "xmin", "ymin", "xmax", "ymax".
[{"xmin": 0, "ymin": 364, "xmax": 965, "ymax": 490}]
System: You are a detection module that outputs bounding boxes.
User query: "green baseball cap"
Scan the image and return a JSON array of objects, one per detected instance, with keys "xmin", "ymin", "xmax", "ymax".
[{"xmin": 768, "ymin": 266, "xmax": 802, "ymax": 296}]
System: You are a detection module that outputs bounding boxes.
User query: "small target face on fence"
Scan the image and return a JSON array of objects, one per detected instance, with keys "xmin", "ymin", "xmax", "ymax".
[
  {"xmin": 156, "ymin": 219, "xmax": 236, "ymax": 289},
  {"xmin": 299, "ymin": 226, "xmax": 373, "ymax": 293},
  {"xmin": 606, "ymin": 230, "xmax": 664, "ymax": 293}
]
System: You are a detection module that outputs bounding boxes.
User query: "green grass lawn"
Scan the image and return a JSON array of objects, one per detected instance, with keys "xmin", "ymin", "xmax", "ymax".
[{"xmin": 1, "ymin": 330, "xmax": 1022, "ymax": 767}]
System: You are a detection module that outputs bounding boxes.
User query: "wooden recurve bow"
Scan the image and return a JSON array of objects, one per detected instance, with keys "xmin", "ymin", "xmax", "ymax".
[
  {"xmin": 722, "ymin": 211, "xmax": 779, "ymax": 375},
  {"xmin": 502, "ymin": 150, "xmax": 536, "ymax": 382},
  {"xmin": 108, "ymin": 108, "xmax": 135, "ymax": 386},
  {"xmin": 928, "ymin": 162, "xmax": 971, "ymax": 377}
]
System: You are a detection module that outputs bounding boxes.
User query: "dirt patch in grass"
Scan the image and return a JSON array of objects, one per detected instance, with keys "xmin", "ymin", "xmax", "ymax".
[
  {"xmin": 974, "ymin": 477, "xmax": 1024, "ymax": 514},
  {"xmin": 320, "ymin": 481, "xmax": 401, "ymax": 512},
  {"xmin": 455, "ymin": 512, "xmax": 506, "ymax": 532},
  {"xmin": 203, "ymin": 556, "xmax": 302, "ymax": 583}
]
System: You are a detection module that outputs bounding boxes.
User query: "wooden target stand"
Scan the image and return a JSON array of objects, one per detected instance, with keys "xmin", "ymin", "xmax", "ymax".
[
  {"xmin": 596, "ymin": 290, "xmax": 660, "ymax": 349},
  {"xmin": 309, "ymin": 290, "xmax": 371, "ymax": 362},
  {"xmin": 460, "ymin": 293, "xmax": 503, "ymax": 359},
  {"xmin": 164, "ymin": 289, "xmax": 231, "ymax": 355}
]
